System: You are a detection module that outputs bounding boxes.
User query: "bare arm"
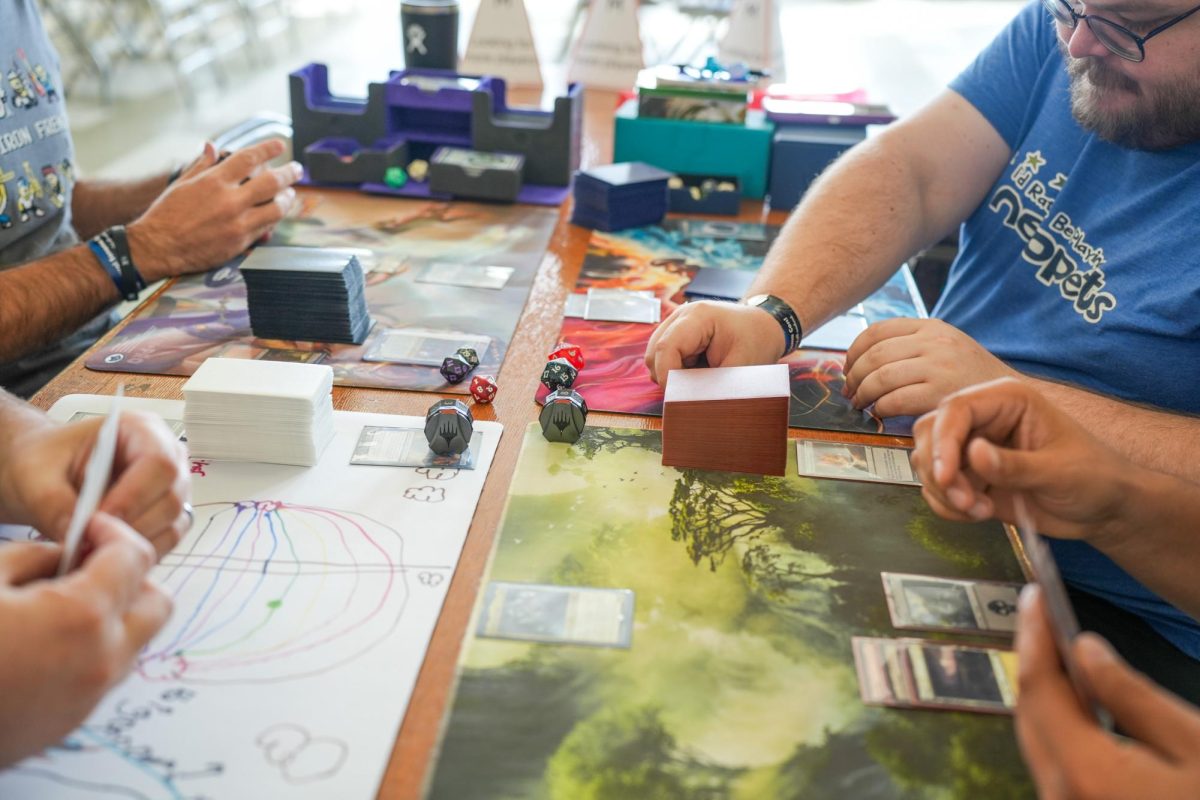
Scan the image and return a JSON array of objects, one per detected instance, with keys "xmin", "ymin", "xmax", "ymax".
[
  {"xmin": 752, "ymin": 89, "xmax": 1011, "ymax": 331},
  {"xmin": 645, "ymin": 90, "xmax": 1013, "ymax": 383},
  {"xmin": 1029, "ymin": 376, "xmax": 1200, "ymax": 483},
  {"xmin": 70, "ymin": 173, "xmax": 171, "ymax": 240},
  {"xmin": 0, "ymin": 244, "xmax": 119, "ymax": 361},
  {"xmin": 912, "ymin": 377, "xmax": 1200, "ymax": 621},
  {"xmin": 0, "ymin": 140, "xmax": 300, "ymax": 365}
]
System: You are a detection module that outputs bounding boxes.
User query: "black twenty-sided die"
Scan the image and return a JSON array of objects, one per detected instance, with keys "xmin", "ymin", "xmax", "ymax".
[
  {"xmin": 440, "ymin": 353, "xmax": 475, "ymax": 384},
  {"xmin": 425, "ymin": 399, "xmax": 474, "ymax": 456},
  {"xmin": 539, "ymin": 389, "xmax": 588, "ymax": 444},
  {"xmin": 456, "ymin": 347, "xmax": 480, "ymax": 368},
  {"xmin": 540, "ymin": 357, "xmax": 578, "ymax": 392}
]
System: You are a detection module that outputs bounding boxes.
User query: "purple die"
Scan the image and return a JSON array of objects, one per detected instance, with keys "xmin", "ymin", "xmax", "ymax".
[{"xmin": 440, "ymin": 353, "xmax": 475, "ymax": 384}]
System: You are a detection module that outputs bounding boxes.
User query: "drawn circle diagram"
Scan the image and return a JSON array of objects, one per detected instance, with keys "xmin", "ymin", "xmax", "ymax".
[{"xmin": 138, "ymin": 501, "xmax": 409, "ymax": 685}]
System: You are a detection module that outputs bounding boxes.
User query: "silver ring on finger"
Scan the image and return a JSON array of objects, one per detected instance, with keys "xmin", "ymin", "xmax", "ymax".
[{"xmin": 182, "ymin": 502, "xmax": 195, "ymax": 532}]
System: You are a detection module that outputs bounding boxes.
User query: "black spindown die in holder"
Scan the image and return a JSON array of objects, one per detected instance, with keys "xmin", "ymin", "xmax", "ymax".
[
  {"xmin": 425, "ymin": 399, "xmax": 474, "ymax": 456},
  {"xmin": 539, "ymin": 389, "xmax": 588, "ymax": 444}
]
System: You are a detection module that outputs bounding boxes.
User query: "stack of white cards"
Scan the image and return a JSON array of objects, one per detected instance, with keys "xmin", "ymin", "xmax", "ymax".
[{"xmin": 183, "ymin": 358, "xmax": 335, "ymax": 466}]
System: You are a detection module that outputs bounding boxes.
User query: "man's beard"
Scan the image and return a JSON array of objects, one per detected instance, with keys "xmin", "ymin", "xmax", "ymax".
[{"xmin": 1064, "ymin": 43, "xmax": 1200, "ymax": 150}]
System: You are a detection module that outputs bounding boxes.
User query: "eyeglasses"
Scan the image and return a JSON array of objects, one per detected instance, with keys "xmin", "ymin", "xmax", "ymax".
[{"xmin": 1042, "ymin": 0, "xmax": 1200, "ymax": 61}]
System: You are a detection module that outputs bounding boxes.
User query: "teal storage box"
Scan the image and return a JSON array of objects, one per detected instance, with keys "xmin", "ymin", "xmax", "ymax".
[
  {"xmin": 613, "ymin": 99, "xmax": 774, "ymax": 199},
  {"xmin": 768, "ymin": 124, "xmax": 866, "ymax": 210}
]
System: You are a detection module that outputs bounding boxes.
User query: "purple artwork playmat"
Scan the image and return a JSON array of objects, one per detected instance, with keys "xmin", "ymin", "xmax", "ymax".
[{"xmin": 87, "ymin": 191, "xmax": 557, "ymax": 392}]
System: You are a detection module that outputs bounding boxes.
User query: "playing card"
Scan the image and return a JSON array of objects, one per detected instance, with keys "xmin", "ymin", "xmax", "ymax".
[
  {"xmin": 796, "ymin": 441, "xmax": 920, "ymax": 486},
  {"xmin": 361, "ymin": 328, "xmax": 492, "ymax": 367},
  {"xmin": 415, "ymin": 262, "xmax": 515, "ymax": 290},
  {"xmin": 476, "ymin": 582, "xmax": 635, "ymax": 648},
  {"xmin": 882, "ymin": 572, "xmax": 1021, "ymax": 635},
  {"xmin": 350, "ymin": 426, "xmax": 480, "ymax": 470}
]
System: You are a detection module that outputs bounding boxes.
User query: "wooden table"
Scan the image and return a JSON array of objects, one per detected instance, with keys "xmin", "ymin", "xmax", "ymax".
[{"xmin": 32, "ymin": 88, "xmax": 910, "ymax": 800}]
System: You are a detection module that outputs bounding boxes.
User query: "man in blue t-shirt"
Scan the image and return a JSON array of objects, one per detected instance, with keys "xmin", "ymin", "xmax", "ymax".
[
  {"xmin": 0, "ymin": 0, "xmax": 303, "ymax": 397},
  {"xmin": 645, "ymin": 0, "xmax": 1200, "ymax": 694}
]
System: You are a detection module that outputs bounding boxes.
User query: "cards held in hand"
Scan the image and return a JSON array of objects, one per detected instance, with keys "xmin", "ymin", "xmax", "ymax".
[
  {"xmin": 239, "ymin": 246, "xmax": 374, "ymax": 345},
  {"xmin": 183, "ymin": 358, "xmax": 335, "ymax": 466}
]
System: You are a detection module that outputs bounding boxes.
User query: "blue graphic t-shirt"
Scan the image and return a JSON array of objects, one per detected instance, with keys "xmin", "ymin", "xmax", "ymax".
[
  {"xmin": 0, "ymin": 0, "xmax": 113, "ymax": 397},
  {"xmin": 937, "ymin": 1, "xmax": 1200, "ymax": 657}
]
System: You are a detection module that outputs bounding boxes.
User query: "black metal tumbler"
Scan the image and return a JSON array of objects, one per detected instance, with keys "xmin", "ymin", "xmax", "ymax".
[{"xmin": 400, "ymin": 0, "xmax": 460, "ymax": 71}]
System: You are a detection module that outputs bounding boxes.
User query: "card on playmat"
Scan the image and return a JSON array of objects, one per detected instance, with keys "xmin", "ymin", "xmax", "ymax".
[
  {"xmin": 350, "ymin": 426, "xmax": 480, "ymax": 469},
  {"xmin": 68, "ymin": 411, "xmax": 185, "ymax": 439},
  {"xmin": 416, "ymin": 262, "xmax": 515, "ymax": 290},
  {"xmin": 361, "ymin": 328, "xmax": 492, "ymax": 366},
  {"xmin": 584, "ymin": 288, "xmax": 661, "ymax": 324},
  {"xmin": 564, "ymin": 289, "xmax": 654, "ymax": 319},
  {"xmin": 853, "ymin": 636, "xmax": 1017, "ymax": 714},
  {"xmin": 803, "ymin": 313, "xmax": 868, "ymax": 352},
  {"xmin": 476, "ymin": 582, "xmax": 635, "ymax": 648},
  {"xmin": 255, "ymin": 348, "xmax": 327, "ymax": 364},
  {"xmin": 906, "ymin": 640, "xmax": 1017, "ymax": 713},
  {"xmin": 796, "ymin": 441, "xmax": 920, "ymax": 486},
  {"xmin": 683, "ymin": 267, "xmax": 757, "ymax": 302},
  {"xmin": 882, "ymin": 573, "xmax": 1021, "ymax": 635}
]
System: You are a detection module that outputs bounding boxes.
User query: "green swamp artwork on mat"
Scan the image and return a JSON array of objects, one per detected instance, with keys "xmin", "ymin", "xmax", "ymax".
[{"xmin": 428, "ymin": 426, "xmax": 1033, "ymax": 800}]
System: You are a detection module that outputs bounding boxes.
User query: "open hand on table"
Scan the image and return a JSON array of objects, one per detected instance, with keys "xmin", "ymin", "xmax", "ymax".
[
  {"xmin": 644, "ymin": 300, "xmax": 786, "ymax": 386},
  {"xmin": 0, "ymin": 411, "xmax": 190, "ymax": 558},
  {"xmin": 909, "ymin": 377, "xmax": 1134, "ymax": 539},
  {"xmin": 0, "ymin": 513, "xmax": 171, "ymax": 767},
  {"xmin": 843, "ymin": 318, "xmax": 1016, "ymax": 417},
  {"xmin": 1016, "ymin": 586, "xmax": 1200, "ymax": 799}
]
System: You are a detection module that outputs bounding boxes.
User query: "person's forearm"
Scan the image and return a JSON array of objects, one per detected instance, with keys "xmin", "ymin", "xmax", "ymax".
[
  {"xmin": 1087, "ymin": 464, "xmax": 1200, "ymax": 622},
  {"xmin": 0, "ymin": 245, "xmax": 119, "ymax": 362},
  {"xmin": 750, "ymin": 134, "xmax": 945, "ymax": 332},
  {"xmin": 1030, "ymin": 377, "xmax": 1200, "ymax": 482},
  {"xmin": 750, "ymin": 90, "xmax": 1009, "ymax": 334},
  {"xmin": 71, "ymin": 174, "xmax": 170, "ymax": 240}
]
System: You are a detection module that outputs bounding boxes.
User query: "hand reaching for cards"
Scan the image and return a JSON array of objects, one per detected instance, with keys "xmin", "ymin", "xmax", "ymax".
[
  {"xmin": 908, "ymin": 377, "xmax": 1141, "ymax": 540},
  {"xmin": 0, "ymin": 411, "xmax": 190, "ymax": 558},
  {"xmin": 843, "ymin": 318, "xmax": 1016, "ymax": 417},
  {"xmin": 645, "ymin": 300, "xmax": 787, "ymax": 385},
  {"xmin": 1016, "ymin": 586, "xmax": 1200, "ymax": 799},
  {"xmin": 127, "ymin": 139, "xmax": 302, "ymax": 282},
  {"xmin": 0, "ymin": 513, "xmax": 171, "ymax": 768}
]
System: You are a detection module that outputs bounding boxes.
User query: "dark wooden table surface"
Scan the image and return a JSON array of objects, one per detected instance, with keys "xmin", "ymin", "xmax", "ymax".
[{"xmin": 31, "ymin": 88, "xmax": 911, "ymax": 800}]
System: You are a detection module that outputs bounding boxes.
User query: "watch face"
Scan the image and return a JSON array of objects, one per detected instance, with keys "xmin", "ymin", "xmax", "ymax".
[{"xmin": 745, "ymin": 293, "xmax": 770, "ymax": 307}]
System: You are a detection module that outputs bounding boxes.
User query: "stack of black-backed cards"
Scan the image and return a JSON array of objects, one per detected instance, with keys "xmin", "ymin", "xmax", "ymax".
[{"xmin": 240, "ymin": 246, "xmax": 374, "ymax": 344}]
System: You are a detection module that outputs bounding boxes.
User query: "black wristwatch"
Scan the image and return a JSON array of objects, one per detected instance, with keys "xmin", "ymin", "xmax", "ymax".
[{"xmin": 744, "ymin": 293, "xmax": 803, "ymax": 356}]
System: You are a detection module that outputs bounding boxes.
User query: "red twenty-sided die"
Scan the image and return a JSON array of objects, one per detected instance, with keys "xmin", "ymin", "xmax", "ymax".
[
  {"xmin": 549, "ymin": 343, "xmax": 585, "ymax": 371},
  {"xmin": 469, "ymin": 374, "xmax": 498, "ymax": 403}
]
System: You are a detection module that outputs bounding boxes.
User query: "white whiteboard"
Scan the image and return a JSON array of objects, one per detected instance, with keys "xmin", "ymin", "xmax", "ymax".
[{"xmin": 0, "ymin": 394, "xmax": 501, "ymax": 799}]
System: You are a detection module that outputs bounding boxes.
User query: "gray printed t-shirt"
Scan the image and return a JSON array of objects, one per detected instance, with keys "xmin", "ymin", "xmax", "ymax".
[{"xmin": 0, "ymin": 0, "xmax": 112, "ymax": 397}]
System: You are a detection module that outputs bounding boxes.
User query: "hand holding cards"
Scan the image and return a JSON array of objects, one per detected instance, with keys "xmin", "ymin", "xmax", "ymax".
[{"xmin": 1015, "ymin": 496, "xmax": 1114, "ymax": 730}]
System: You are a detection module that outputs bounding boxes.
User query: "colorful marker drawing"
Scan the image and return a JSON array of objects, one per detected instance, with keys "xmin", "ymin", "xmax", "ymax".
[
  {"xmin": 139, "ymin": 501, "xmax": 408, "ymax": 685},
  {"xmin": 540, "ymin": 221, "xmax": 921, "ymax": 436},
  {"xmin": 86, "ymin": 194, "xmax": 557, "ymax": 392}
]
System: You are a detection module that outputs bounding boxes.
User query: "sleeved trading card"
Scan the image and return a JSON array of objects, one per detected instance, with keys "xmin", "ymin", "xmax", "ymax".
[
  {"xmin": 906, "ymin": 640, "xmax": 1017, "ymax": 714},
  {"xmin": 351, "ymin": 426, "xmax": 480, "ymax": 469},
  {"xmin": 853, "ymin": 636, "xmax": 1017, "ymax": 715},
  {"xmin": 796, "ymin": 441, "xmax": 920, "ymax": 486},
  {"xmin": 361, "ymin": 328, "xmax": 492, "ymax": 366},
  {"xmin": 476, "ymin": 582, "xmax": 635, "ymax": 649},
  {"xmin": 415, "ymin": 262, "xmax": 515, "ymax": 290},
  {"xmin": 882, "ymin": 572, "xmax": 1021, "ymax": 635},
  {"xmin": 1015, "ymin": 502, "xmax": 1114, "ymax": 730},
  {"xmin": 583, "ymin": 288, "xmax": 662, "ymax": 324}
]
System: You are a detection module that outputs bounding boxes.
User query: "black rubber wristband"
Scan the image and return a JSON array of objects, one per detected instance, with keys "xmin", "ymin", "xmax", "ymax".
[{"xmin": 93, "ymin": 225, "xmax": 146, "ymax": 301}]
